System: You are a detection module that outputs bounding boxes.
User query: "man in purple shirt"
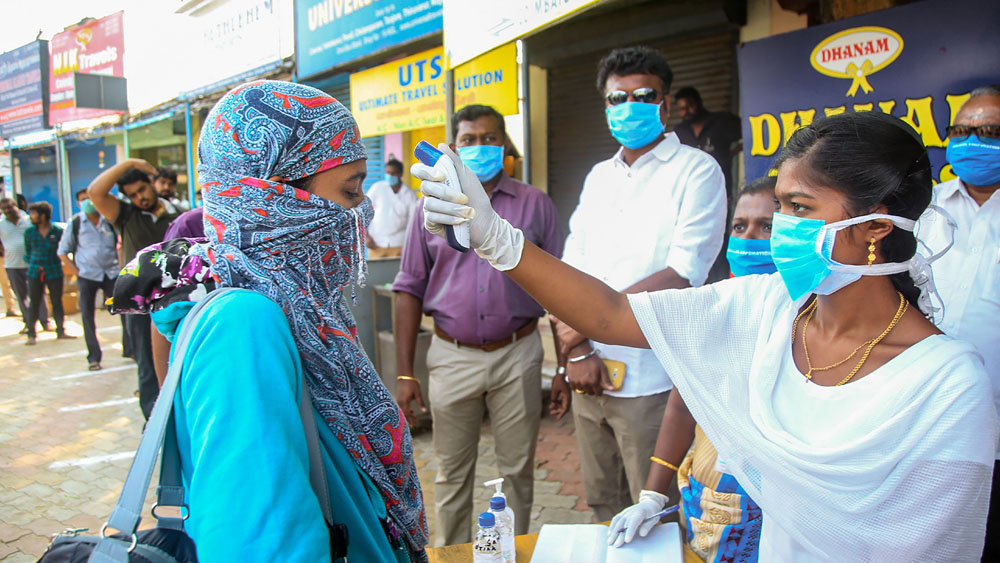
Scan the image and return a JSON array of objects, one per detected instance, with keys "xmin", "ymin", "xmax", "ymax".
[{"xmin": 393, "ymin": 104, "xmax": 564, "ymax": 545}]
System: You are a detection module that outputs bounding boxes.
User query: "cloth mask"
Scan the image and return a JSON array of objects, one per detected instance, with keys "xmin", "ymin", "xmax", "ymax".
[
  {"xmin": 458, "ymin": 144, "xmax": 505, "ymax": 182},
  {"xmin": 946, "ymin": 135, "xmax": 1000, "ymax": 187},
  {"xmin": 385, "ymin": 174, "xmax": 401, "ymax": 187},
  {"xmin": 80, "ymin": 199, "xmax": 97, "ymax": 214},
  {"xmin": 605, "ymin": 101, "xmax": 665, "ymax": 149},
  {"xmin": 770, "ymin": 207, "xmax": 955, "ymax": 318},
  {"xmin": 726, "ymin": 236, "xmax": 776, "ymax": 277}
]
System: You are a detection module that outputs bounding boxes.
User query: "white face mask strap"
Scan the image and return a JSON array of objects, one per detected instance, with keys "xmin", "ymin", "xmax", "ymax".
[{"xmin": 816, "ymin": 213, "xmax": 916, "ymax": 275}]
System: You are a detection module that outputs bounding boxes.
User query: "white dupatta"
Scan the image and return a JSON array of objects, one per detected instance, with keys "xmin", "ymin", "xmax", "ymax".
[{"xmin": 628, "ymin": 274, "xmax": 996, "ymax": 561}]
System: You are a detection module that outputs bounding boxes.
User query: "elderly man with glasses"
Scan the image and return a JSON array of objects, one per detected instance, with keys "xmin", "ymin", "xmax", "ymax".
[
  {"xmin": 549, "ymin": 45, "xmax": 727, "ymax": 522},
  {"xmin": 916, "ymin": 84, "xmax": 1000, "ymax": 560}
]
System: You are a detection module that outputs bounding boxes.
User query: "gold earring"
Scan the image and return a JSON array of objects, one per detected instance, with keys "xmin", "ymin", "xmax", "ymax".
[{"xmin": 867, "ymin": 238, "xmax": 876, "ymax": 267}]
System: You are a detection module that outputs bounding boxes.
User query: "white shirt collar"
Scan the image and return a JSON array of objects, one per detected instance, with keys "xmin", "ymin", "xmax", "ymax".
[{"xmin": 612, "ymin": 132, "xmax": 681, "ymax": 169}]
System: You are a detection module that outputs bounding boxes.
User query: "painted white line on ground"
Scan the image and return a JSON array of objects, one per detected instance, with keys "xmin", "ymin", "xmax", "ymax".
[
  {"xmin": 59, "ymin": 397, "xmax": 138, "ymax": 412},
  {"xmin": 29, "ymin": 351, "xmax": 87, "ymax": 362},
  {"xmin": 51, "ymin": 364, "xmax": 134, "ymax": 381},
  {"xmin": 97, "ymin": 325, "xmax": 122, "ymax": 333},
  {"xmin": 49, "ymin": 451, "xmax": 133, "ymax": 469}
]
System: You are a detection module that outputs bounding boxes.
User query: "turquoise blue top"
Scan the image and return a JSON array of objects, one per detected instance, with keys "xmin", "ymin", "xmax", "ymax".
[{"xmin": 152, "ymin": 290, "xmax": 409, "ymax": 563}]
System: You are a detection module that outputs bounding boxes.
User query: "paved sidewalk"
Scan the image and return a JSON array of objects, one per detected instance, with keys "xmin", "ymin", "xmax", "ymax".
[{"xmin": 0, "ymin": 309, "xmax": 591, "ymax": 560}]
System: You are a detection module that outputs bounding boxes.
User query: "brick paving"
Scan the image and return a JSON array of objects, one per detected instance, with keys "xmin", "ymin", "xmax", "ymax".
[{"xmin": 0, "ymin": 308, "xmax": 592, "ymax": 560}]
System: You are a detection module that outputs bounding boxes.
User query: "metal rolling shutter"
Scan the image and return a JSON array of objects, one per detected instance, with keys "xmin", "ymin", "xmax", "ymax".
[
  {"xmin": 304, "ymin": 74, "xmax": 385, "ymax": 193},
  {"xmin": 547, "ymin": 30, "xmax": 738, "ymax": 232}
]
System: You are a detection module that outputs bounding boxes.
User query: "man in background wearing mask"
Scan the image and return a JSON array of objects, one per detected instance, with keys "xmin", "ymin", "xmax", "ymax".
[
  {"xmin": 59, "ymin": 189, "xmax": 120, "ymax": 371},
  {"xmin": 916, "ymin": 84, "xmax": 1000, "ymax": 560},
  {"xmin": 393, "ymin": 104, "xmax": 564, "ymax": 545},
  {"xmin": 550, "ymin": 46, "xmax": 726, "ymax": 523},
  {"xmin": 366, "ymin": 157, "xmax": 417, "ymax": 258}
]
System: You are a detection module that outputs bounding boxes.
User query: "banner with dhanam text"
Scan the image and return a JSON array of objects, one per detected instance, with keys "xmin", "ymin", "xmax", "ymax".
[{"xmin": 738, "ymin": 0, "xmax": 1000, "ymax": 184}]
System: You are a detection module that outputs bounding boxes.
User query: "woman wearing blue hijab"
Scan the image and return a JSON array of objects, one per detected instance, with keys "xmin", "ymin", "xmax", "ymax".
[{"xmin": 110, "ymin": 80, "xmax": 428, "ymax": 562}]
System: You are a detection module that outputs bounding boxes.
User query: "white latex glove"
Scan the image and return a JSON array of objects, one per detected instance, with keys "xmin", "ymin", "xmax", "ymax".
[
  {"xmin": 410, "ymin": 143, "xmax": 525, "ymax": 271},
  {"xmin": 607, "ymin": 489, "xmax": 669, "ymax": 548}
]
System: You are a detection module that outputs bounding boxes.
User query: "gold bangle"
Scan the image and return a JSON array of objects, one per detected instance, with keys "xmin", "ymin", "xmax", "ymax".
[
  {"xmin": 650, "ymin": 456, "xmax": 679, "ymax": 471},
  {"xmin": 397, "ymin": 376, "xmax": 420, "ymax": 382}
]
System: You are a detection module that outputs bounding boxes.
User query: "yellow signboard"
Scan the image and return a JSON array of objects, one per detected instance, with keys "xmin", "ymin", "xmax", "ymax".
[
  {"xmin": 350, "ymin": 48, "xmax": 446, "ymax": 137},
  {"xmin": 454, "ymin": 43, "xmax": 518, "ymax": 116},
  {"xmin": 350, "ymin": 44, "xmax": 518, "ymax": 137}
]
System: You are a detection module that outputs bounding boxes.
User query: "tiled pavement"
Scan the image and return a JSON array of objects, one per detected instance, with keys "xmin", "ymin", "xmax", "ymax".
[{"xmin": 0, "ymin": 308, "xmax": 591, "ymax": 560}]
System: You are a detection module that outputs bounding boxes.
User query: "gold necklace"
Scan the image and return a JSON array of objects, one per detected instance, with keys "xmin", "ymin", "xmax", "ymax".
[{"xmin": 791, "ymin": 292, "xmax": 908, "ymax": 386}]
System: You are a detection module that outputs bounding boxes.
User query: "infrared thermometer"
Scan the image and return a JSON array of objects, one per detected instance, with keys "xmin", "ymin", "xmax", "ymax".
[{"xmin": 414, "ymin": 140, "xmax": 471, "ymax": 252}]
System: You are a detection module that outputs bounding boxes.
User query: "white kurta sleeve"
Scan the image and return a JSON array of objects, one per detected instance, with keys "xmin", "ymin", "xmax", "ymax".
[{"xmin": 627, "ymin": 274, "xmax": 777, "ymax": 416}]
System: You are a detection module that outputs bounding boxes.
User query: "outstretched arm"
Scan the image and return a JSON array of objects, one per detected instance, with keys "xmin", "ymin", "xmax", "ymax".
[
  {"xmin": 413, "ymin": 144, "xmax": 648, "ymax": 349},
  {"xmin": 505, "ymin": 242, "xmax": 648, "ymax": 348}
]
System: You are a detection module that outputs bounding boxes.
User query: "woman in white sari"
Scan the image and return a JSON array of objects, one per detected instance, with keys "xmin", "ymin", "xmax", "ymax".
[{"xmin": 414, "ymin": 111, "xmax": 996, "ymax": 561}]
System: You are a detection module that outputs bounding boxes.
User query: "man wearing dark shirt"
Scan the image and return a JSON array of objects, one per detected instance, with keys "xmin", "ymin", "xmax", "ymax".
[
  {"xmin": 23, "ymin": 202, "xmax": 74, "ymax": 345},
  {"xmin": 673, "ymin": 86, "xmax": 741, "ymax": 193},
  {"xmin": 673, "ymin": 86, "xmax": 742, "ymax": 283},
  {"xmin": 89, "ymin": 158, "xmax": 180, "ymax": 419}
]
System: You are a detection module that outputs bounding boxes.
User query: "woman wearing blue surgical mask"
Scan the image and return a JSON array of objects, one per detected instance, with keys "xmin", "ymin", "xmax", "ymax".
[
  {"xmin": 606, "ymin": 177, "xmax": 777, "ymax": 562},
  {"xmin": 415, "ymin": 111, "xmax": 995, "ymax": 561}
]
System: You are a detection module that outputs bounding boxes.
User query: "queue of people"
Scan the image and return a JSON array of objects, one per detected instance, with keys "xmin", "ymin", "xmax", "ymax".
[{"xmin": 7, "ymin": 40, "xmax": 997, "ymax": 562}]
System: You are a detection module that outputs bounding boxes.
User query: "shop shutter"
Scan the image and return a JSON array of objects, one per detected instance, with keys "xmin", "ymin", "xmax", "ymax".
[
  {"xmin": 303, "ymin": 74, "xmax": 385, "ymax": 193},
  {"xmin": 546, "ymin": 30, "xmax": 737, "ymax": 232}
]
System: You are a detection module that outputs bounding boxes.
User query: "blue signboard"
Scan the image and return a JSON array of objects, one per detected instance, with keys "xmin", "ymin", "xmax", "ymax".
[
  {"xmin": 0, "ymin": 41, "xmax": 48, "ymax": 138},
  {"xmin": 295, "ymin": 0, "xmax": 442, "ymax": 79},
  {"xmin": 738, "ymin": 0, "xmax": 1000, "ymax": 184}
]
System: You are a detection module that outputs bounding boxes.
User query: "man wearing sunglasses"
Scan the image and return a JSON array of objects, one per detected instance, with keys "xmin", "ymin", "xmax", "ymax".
[
  {"xmin": 916, "ymin": 84, "xmax": 1000, "ymax": 561},
  {"xmin": 551, "ymin": 45, "xmax": 727, "ymax": 523}
]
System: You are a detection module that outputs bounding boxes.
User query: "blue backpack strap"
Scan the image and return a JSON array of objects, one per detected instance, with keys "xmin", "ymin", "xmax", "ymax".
[{"xmin": 89, "ymin": 288, "xmax": 237, "ymax": 562}]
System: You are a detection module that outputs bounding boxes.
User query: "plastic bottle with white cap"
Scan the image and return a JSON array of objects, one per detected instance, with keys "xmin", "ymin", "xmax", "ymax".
[{"xmin": 484, "ymin": 478, "xmax": 515, "ymax": 562}]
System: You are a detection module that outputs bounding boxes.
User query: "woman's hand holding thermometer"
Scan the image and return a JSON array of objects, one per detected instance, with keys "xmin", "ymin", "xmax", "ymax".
[
  {"xmin": 411, "ymin": 142, "xmax": 526, "ymax": 270},
  {"xmin": 413, "ymin": 141, "xmax": 471, "ymax": 252}
]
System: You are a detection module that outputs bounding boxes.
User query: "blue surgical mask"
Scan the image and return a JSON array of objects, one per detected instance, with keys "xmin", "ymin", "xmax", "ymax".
[
  {"xmin": 726, "ymin": 236, "xmax": 776, "ymax": 277},
  {"xmin": 605, "ymin": 102, "xmax": 664, "ymax": 149},
  {"xmin": 80, "ymin": 199, "xmax": 97, "ymax": 215},
  {"xmin": 385, "ymin": 174, "xmax": 401, "ymax": 187},
  {"xmin": 458, "ymin": 144, "xmax": 505, "ymax": 182},
  {"xmin": 770, "ymin": 211, "xmax": 921, "ymax": 301},
  {"xmin": 946, "ymin": 135, "xmax": 1000, "ymax": 187}
]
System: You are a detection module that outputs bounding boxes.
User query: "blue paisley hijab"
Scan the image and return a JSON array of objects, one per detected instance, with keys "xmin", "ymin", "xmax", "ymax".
[{"xmin": 172, "ymin": 80, "xmax": 426, "ymax": 552}]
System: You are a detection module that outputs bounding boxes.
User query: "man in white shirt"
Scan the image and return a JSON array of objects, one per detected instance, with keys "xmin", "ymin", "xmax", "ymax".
[
  {"xmin": 551, "ymin": 46, "xmax": 727, "ymax": 521},
  {"xmin": 0, "ymin": 197, "xmax": 50, "ymax": 333},
  {"xmin": 916, "ymin": 84, "xmax": 1000, "ymax": 560},
  {"xmin": 366, "ymin": 158, "xmax": 417, "ymax": 258}
]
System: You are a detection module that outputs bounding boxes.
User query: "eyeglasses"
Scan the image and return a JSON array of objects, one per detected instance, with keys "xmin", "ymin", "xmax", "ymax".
[
  {"xmin": 945, "ymin": 124, "xmax": 1000, "ymax": 139},
  {"xmin": 605, "ymin": 88, "xmax": 662, "ymax": 105}
]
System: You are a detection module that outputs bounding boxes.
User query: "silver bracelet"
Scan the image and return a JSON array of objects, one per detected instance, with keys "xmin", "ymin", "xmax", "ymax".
[{"xmin": 566, "ymin": 349, "xmax": 598, "ymax": 363}]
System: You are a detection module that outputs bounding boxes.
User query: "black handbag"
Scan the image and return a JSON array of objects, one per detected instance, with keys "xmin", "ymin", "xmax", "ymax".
[{"xmin": 38, "ymin": 288, "xmax": 348, "ymax": 562}]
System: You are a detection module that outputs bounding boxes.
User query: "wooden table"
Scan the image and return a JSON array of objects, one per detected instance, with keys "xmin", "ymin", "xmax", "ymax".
[{"xmin": 426, "ymin": 522, "xmax": 700, "ymax": 563}]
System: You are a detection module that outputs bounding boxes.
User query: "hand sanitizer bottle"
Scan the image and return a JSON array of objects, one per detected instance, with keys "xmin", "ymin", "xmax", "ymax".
[
  {"xmin": 489, "ymin": 496, "xmax": 515, "ymax": 563},
  {"xmin": 483, "ymin": 478, "xmax": 516, "ymax": 535},
  {"xmin": 473, "ymin": 512, "xmax": 504, "ymax": 563}
]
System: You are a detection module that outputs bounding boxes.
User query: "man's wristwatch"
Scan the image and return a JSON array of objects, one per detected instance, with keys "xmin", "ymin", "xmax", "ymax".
[{"xmin": 556, "ymin": 366, "xmax": 567, "ymax": 377}]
